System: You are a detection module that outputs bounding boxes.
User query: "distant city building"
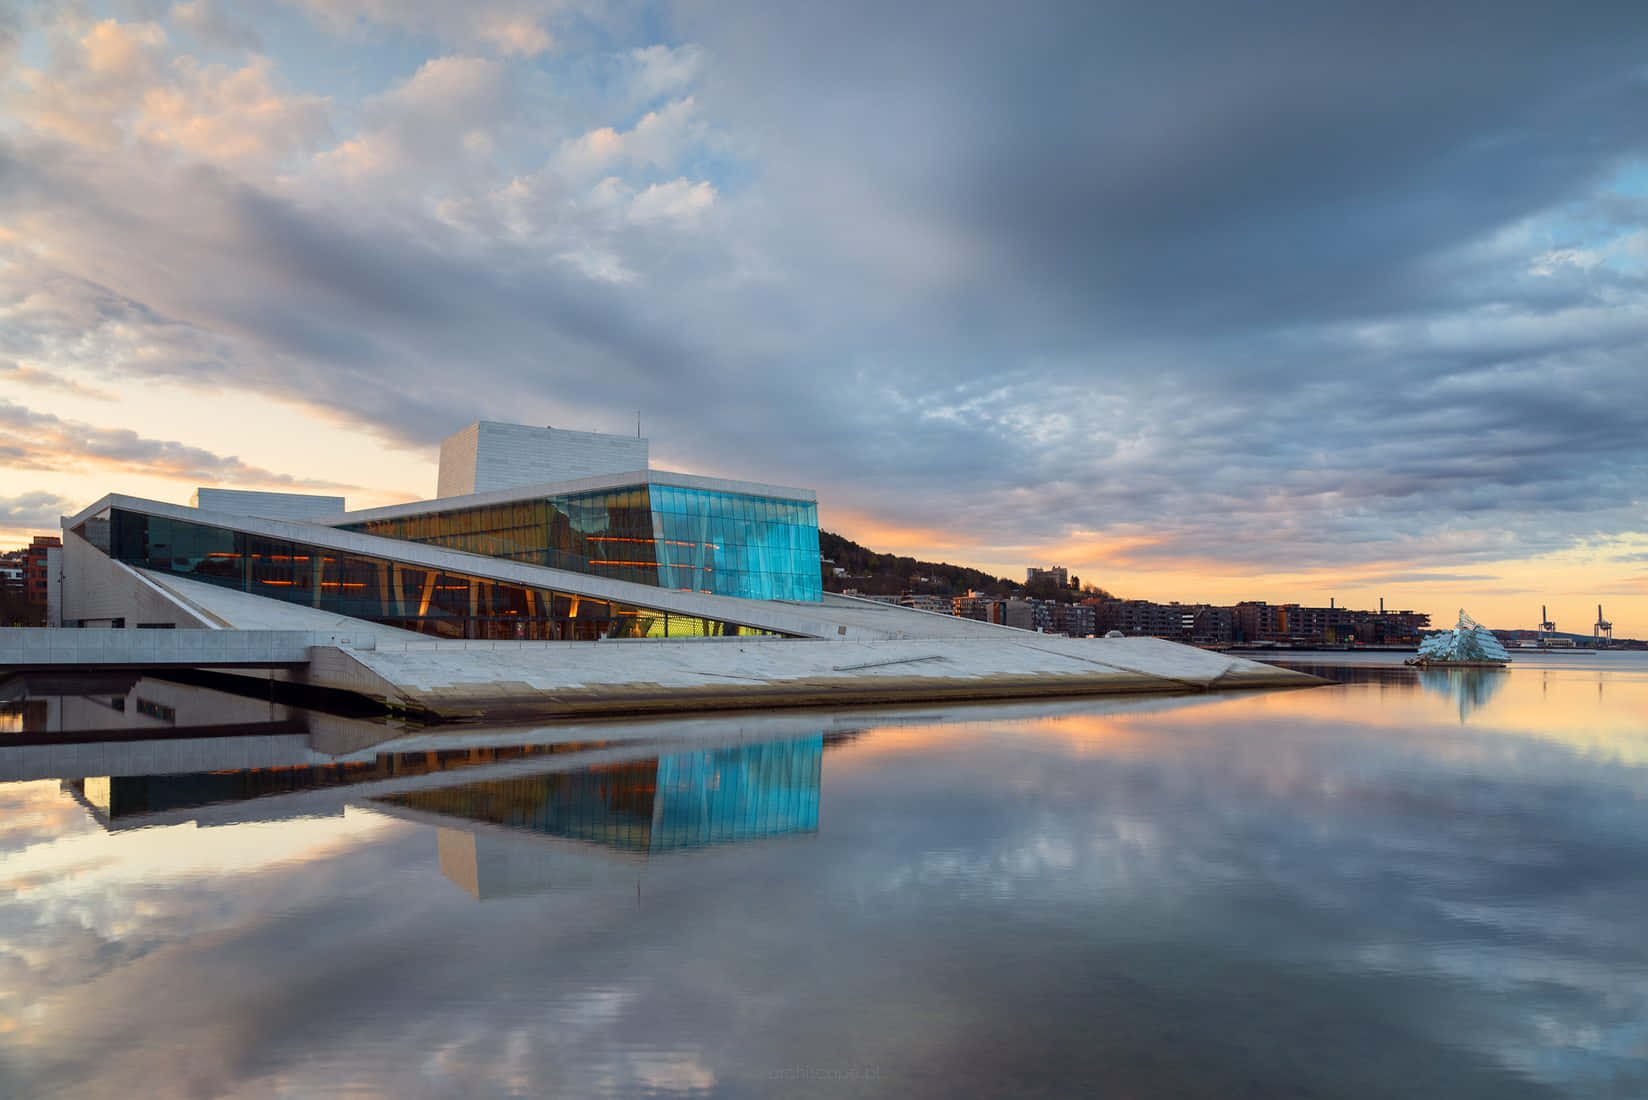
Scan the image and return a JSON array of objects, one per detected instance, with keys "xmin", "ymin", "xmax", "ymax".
[
  {"xmin": 23, "ymin": 535, "xmax": 60, "ymax": 626},
  {"xmin": 0, "ymin": 552, "xmax": 25, "ymax": 624},
  {"xmin": 1190, "ymin": 605, "xmax": 1235, "ymax": 646},
  {"xmin": 1099, "ymin": 599, "xmax": 1195, "ymax": 640},
  {"xmin": 1047, "ymin": 601, "xmax": 1097, "ymax": 637},
  {"xmin": 953, "ymin": 593, "xmax": 1004, "ymax": 624},
  {"xmin": 1026, "ymin": 566, "xmax": 1069, "ymax": 587},
  {"xmin": 1031, "ymin": 601, "xmax": 1054, "ymax": 632},
  {"xmin": 1091, "ymin": 597, "xmax": 1424, "ymax": 646},
  {"xmin": 999, "ymin": 598, "xmax": 1033, "ymax": 630},
  {"xmin": 899, "ymin": 594, "xmax": 953, "ymax": 614}
]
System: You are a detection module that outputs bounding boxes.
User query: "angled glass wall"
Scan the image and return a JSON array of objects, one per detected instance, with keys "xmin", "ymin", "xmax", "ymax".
[
  {"xmin": 340, "ymin": 481, "xmax": 823, "ymax": 602},
  {"xmin": 78, "ymin": 508, "xmax": 783, "ymax": 641}
]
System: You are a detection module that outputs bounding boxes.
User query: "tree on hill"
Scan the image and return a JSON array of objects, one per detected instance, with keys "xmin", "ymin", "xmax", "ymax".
[
  {"xmin": 818, "ymin": 530, "xmax": 1018, "ymax": 596},
  {"xmin": 817, "ymin": 530, "xmax": 1117, "ymax": 601}
]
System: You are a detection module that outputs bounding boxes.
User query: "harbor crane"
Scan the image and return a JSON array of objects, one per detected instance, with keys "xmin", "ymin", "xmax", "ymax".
[
  {"xmin": 1539, "ymin": 605, "xmax": 1556, "ymax": 636},
  {"xmin": 1595, "ymin": 604, "xmax": 1613, "ymax": 642}
]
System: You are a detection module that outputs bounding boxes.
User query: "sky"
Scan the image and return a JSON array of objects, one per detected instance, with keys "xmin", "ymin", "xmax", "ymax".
[{"xmin": 1, "ymin": 1, "xmax": 1645, "ymax": 636}]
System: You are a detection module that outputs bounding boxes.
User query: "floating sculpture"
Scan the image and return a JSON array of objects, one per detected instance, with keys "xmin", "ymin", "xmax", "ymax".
[{"xmin": 1406, "ymin": 609, "xmax": 1511, "ymax": 668}]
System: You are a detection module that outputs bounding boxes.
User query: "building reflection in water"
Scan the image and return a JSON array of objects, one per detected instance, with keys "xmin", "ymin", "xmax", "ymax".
[
  {"xmin": 379, "ymin": 739, "xmax": 822, "ymax": 854},
  {"xmin": 61, "ymin": 738, "xmax": 608, "ymax": 827},
  {"xmin": 3, "ymin": 672, "xmax": 829, "ymax": 900},
  {"xmin": 1416, "ymin": 667, "xmax": 1508, "ymax": 722},
  {"xmin": 386, "ymin": 737, "xmax": 825, "ymax": 898}
]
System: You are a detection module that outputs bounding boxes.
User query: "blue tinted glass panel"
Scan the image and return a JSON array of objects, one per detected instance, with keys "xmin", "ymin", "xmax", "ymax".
[
  {"xmin": 652, "ymin": 736, "xmax": 822, "ymax": 848},
  {"xmin": 338, "ymin": 480, "xmax": 822, "ymax": 601}
]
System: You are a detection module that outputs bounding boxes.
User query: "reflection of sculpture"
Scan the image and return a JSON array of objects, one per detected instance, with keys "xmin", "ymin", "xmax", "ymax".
[{"xmin": 1417, "ymin": 666, "xmax": 1507, "ymax": 722}]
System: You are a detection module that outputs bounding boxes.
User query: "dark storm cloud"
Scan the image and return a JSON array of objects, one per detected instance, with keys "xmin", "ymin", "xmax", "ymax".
[
  {"xmin": 662, "ymin": 0, "xmax": 1648, "ymax": 559},
  {"xmin": 690, "ymin": 1, "xmax": 1648, "ymax": 323}
]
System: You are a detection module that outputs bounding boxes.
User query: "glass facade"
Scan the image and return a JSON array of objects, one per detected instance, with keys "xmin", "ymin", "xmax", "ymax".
[
  {"xmin": 341, "ymin": 481, "xmax": 823, "ymax": 602},
  {"xmin": 81, "ymin": 508, "xmax": 782, "ymax": 641}
]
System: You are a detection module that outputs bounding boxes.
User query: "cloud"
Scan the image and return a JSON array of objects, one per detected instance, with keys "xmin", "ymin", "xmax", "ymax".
[
  {"xmin": 624, "ymin": 44, "xmax": 703, "ymax": 106},
  {"xmin": 626, "ymin": 178, "xmax": 715, "ymax": 226},
  {"xmin": 312, "ymin": 55, "xmax": 511, "ymax": 184},
  {"xmin": 0, "ymin": 400, "xmax": 356, "ymax": 489},
  {"xmin": 168, "ymin": 1, "xmax": 263, "ymax": 51},
  {"xmin": 0, "ymin": 491, "xmax": 73, "ymax": 530},
  {"xmin": 293, "ymin": 0, "xmax": 560, "ymax": 58},
  {"xmin": 135, "ymin": 55, "xmax": 331, "ymax": 169},
  {"xmin": 0, "ymin": 2, "xmax": 1646, "ymax": 614},
  {"xmin": 0, "ymin": 359, "xmax": 111, "ymax": 400},
  {"xmin": 552, "ymin": 96, "xmax": 704, "ymax": 181},
  {"xmin": 4, "ymin": 17, "xmax": 329, "ymax": 172}
]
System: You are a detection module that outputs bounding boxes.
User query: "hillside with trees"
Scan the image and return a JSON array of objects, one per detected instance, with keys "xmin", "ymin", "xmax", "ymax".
[{"xmin": 819, "ymin": 530, "xmax": 1113, "ymax": 602}]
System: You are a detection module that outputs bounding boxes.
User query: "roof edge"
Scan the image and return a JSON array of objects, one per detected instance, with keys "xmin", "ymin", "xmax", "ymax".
[{"xmin": 315, "ymin": 468, "xmax": 817, "ymax": 526}]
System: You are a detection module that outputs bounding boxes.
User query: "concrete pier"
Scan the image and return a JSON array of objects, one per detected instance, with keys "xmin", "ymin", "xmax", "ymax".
[
  {"xmin": 306, "ymin": 633, "xmax": 1320, "ymax": 718},
  {"xmin": 3, "ymin": 627, "xmax": 1319, "ymax": 721}
]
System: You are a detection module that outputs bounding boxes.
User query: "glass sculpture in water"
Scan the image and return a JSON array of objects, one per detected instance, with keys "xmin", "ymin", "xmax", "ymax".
[{"xmin": 1408, "ymin": 609, "xmax": 1511, "ymax": 667}]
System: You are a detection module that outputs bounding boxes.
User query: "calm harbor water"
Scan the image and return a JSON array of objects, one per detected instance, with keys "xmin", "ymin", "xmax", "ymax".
[{"xmin": 3, "ymin": 654, "xmax": 1647, "ymax": 1097}]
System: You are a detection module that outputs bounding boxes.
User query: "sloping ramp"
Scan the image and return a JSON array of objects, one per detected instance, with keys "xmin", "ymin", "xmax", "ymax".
[{"xmin": 306, "ymin": 635, "xmax": 1320, "ymax": 718}]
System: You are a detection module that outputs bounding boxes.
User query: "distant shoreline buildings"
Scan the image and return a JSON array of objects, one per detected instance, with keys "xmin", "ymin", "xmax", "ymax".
[
  {"xmin": 838, "ymin": 560, "xmax": 1431, "ymax": 646},
  {"xmin": 0, "ymin": 535, "xmax": 61, "ymax": 627},
  {"xmin": 850, "ymin": 588, "xmax": 1430, "ymax": 647}
]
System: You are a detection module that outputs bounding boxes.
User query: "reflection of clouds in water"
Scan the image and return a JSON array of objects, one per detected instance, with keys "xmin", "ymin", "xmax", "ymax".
[
  {"xmin": 3, "ymin": 692, "xmax": 1648, "ymax": 1096},
  {"xmin": 0, "ymin": 782, "xmax": 102, "ymax": 852},
  {"xmin": 831, "ymin": 708, "xmax": 1648, "ymax": 1094},
  {"xmin": 1417, "ymin": 667, "xmax": 1509, "ymax": 721}
]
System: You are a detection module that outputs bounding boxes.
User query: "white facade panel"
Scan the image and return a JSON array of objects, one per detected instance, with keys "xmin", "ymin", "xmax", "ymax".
[
  {"xmin": 435, "ymin": 423, "xmax": 481, "ymax": 499},
  {"xmin": 192, "ymin": 488, "xmax": 346, "ymax": 520},
  {"xmin": 436, "ymin": 421, "xmax": 649, "ymax": 498},
  {"xmin": 59, "ymin": 528, "xmax": 213, "ymax": 629}
]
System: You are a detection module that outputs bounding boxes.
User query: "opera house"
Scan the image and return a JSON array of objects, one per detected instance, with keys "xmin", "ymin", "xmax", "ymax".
[{"xmin": 11, "ymin": 421, "xmax": 1312, "ymax": 716}]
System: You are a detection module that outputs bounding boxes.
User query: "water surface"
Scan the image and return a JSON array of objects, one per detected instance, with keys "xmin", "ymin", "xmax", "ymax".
[{"xmin": 3, "ymin": 656, "xmax": 1646, "ymax": 1097}]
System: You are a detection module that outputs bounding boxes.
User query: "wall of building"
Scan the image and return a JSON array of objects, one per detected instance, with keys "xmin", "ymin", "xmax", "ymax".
[
  {"xmin": 60, "ymin": 529, "xmax": 213, "ymax": 629},
  {"xmin": 22, "ymin": 536, "xmax": 60, "ymax": 625},
  {"xmin": 192, "ymin": 489, "xmax": 346, "ymax": 520},
  {"xmin": 437, "ymin": 422, "xmax": 650, "ymax": 498},
  {"xmin": 435, "ymin": 424, "xmax": 481, "ymax": 499},
  {"xmin": 44, "ymin": 545, "xmax": 61, "ymax": 627}
]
